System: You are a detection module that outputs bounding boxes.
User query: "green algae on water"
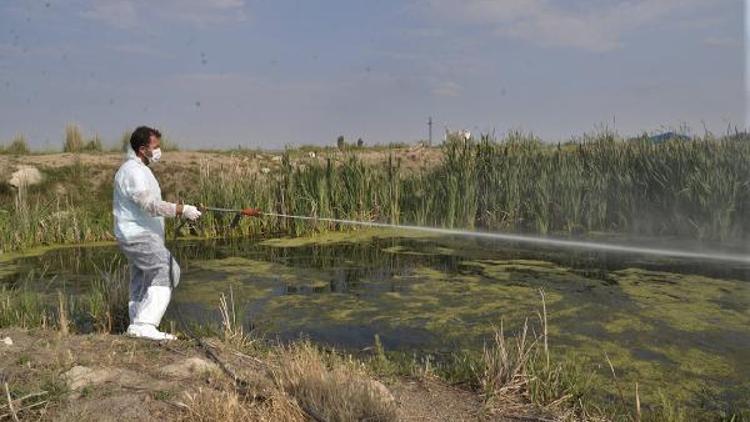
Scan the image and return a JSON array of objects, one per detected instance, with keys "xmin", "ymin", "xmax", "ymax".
[{"xmin": 259, "ymin": 227, "xmax": 437, "ymax": 248}]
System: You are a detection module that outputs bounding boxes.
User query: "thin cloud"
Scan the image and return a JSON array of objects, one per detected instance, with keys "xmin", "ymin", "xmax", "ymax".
[
  {"xmin": 80, "ymin": 1, "xmax": 137, "ymax": 29},
  {"xmin": 111, "ymin": 43, "xmax": 162, "ymax": 56},
  {"xmin": 169, "ymin": 72, "xmax": 328, "ymax": 97},
  {"xmin": 0, "ymin": 42, "xmax": 77, "ymax": 58},
  {"xmin": 432, "ymin": 80, "xmax": 462, "ymax": 97},
  {"xmin": 162, "ymin": 0, "xmax": 248, "ymax": 26},
  {"xmin": 703, "ymin": 36, "xmax": 739, "ymax": 47},
  {"xmin": 420, "ymin": 0, "xmax": 711, "ymax": 52},
  {"xmin": 0, "ymin": 43, "xmax": 26, "ymax": 56},
  {"xmin": 80, "ymin": 0, "xmax": 247, "ymax": 28}
]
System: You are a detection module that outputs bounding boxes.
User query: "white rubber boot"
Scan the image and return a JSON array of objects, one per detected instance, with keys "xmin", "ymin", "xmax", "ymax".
[
  {"xmin": 126, "ymin": 323, "xmax": 176, "ymax": 341},
  {"xmin": 126, "ymin": 286, "xmax": 176, "ymax": 341}
]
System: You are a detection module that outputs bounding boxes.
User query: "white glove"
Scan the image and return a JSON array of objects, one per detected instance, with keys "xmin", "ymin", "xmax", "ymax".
[{"xmin": 182, "ymin": 204, "xmax": 202, "ymax": 221}]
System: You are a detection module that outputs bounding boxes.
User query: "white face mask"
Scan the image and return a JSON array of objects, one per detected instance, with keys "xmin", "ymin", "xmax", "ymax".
[{"xmin": 149, "ymin": 148, "xmax": 162, "ymax": 163}]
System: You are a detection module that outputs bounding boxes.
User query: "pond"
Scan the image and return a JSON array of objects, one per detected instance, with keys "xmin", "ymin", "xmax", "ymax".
[{"xmin": 2, "ymin": 229, "xmax": 749, "ymax": 413}]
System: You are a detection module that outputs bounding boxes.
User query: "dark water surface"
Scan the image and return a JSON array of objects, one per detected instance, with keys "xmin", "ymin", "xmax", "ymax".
[{"xmin": 2, "ymin": 233, "xmax": 749, "ymax": 411}]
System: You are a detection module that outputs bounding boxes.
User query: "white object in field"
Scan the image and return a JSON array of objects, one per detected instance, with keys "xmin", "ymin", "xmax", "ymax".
[
  {"xmin": 442, "ymin": 127, "xmax": 471, "ymax": 143},
  {"xmin": 1, "ymin": 336, "xmax": 12, "ymax": 346},
  {"xmin": 271, "ymin": 155, "xmax": 282, "ymax": 162},
  {"xmin": 308, "ymin": 151, "xmax": 316, "ymax": 158},
  {"xmin": 9, "ymin": 165, "xmax": 43, "ymax": 188},
  {"xmin": 261, "ymin": 167, "xmax": 271, "ymax": 174}
]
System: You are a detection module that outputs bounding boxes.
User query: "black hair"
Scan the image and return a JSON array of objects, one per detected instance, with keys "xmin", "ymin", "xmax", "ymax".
[{"xmin": 129, "ymin": 126, "xmax": 162, "ymax": 152}]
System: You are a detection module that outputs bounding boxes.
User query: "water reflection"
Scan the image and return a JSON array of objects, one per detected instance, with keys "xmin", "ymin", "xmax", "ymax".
[{"xmin": 3, "ymin": 235, "xmax": 748, "ymax": 291}]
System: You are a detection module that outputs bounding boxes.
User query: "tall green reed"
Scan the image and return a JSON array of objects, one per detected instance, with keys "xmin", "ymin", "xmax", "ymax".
[
  {"xmin": 2, "ymin": 131, "xmax": 748, "ymax": 253},
  {"xmin": 114, "ymin": 132, "xmax": 750, "ymax": 242}
]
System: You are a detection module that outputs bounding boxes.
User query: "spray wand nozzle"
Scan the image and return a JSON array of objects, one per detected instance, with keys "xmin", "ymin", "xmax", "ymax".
[
  {"xmin": 240, "ymin": 207, "xmax": 263, "ymax": 217},
  {"xmin": 198, "ymin": 204, "xmax": 264, "ymax": 217}
]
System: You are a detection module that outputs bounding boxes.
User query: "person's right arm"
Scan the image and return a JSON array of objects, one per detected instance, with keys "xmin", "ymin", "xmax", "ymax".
[{"xmin": 121, "ymin": 169, "xmax": 200, "ymax": 220}]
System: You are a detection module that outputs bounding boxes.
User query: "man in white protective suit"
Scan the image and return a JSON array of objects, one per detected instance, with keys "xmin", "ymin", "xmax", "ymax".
[{"xmin": 113, "ymin": 126, "xmax": 202, "ymax": 341}]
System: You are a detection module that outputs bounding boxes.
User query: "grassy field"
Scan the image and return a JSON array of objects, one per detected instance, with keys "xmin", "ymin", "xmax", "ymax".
[{"xmin": 1, "ymin": 130, "xmax": 749, "ymax": 253}]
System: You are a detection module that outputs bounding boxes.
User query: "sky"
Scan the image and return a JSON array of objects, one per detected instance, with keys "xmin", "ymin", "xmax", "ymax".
[{"xmin": 0, "ymin": 0, "xmax": 745, "ymax": 149}]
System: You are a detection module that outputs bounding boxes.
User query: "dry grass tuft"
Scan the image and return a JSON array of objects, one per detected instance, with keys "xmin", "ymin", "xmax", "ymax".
[
  {"xmin": 481, "ymin": 319, "xmax": 535, "ymax": 402},
  {"xmin": 273, "ymin": 342, "xmax": 398, "ymax": 422},
  {"xmin": 57, "ymin": 290, "xmax": 69, "ymax": 336},
  {"xmin": 478, "ymin": 290, "xmax": 598, "ymax": 420},
  {"xmin": 179, "ymin": 387, "xmax": 254, "ymax": 421},
  {"xmin": 64, "ymin": 124, "xmax": 84, "ymax": 153},
  {"xmin": 4, "ymin": 134, "xmax": 30, "ymax": 155},
  {"xmin": 218, "ymin": 287, "xmax": 253, "ymax": 350},
  {"xmin": 177, "ymin": 386, "xmax": 306, "ymax": 422},
  {"xmin": 260, "ymin": 391, "xmax": 307, "ymax": 422}
]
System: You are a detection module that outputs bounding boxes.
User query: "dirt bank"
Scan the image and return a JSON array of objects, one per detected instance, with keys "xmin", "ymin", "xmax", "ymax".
[
  {"xmin": 0, "ymin": 328, "xmax": 515, "ymax": 421},
  {"xmin": 0, "ymin": 147, "xmax": 442, "ymax": 174},
  {"xmin": 0, "ymin": 147, "xmax": 442, "ymax": 207}
]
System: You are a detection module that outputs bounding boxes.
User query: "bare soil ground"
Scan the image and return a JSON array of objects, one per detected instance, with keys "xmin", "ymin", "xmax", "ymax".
[
  {"xmin": 390, "ymin": 378, "xmax": 485, "ymax": 421},
  {"xmin": 0, "ymin": 148, "xmax": 443, "ymax": 204},
  {"xmin": 0, "ymin": 147, "xmax": 442, "ymax": 174},
  {"xmin": 0, "ymin": 328, "xmax": 499, "ymax": 421}
]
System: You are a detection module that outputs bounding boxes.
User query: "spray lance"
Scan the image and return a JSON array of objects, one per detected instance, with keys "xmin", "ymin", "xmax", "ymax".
[
  {"xmin": 201, "ymin": 205, "xmax": 264, "ymax": 219},
  {"xmin": 174, "ymin": 204, "xmax": 381, "ymax": 239},
  {"xmin": 174, "ymin": 204, "xmax": 750, "ymax": 264}
]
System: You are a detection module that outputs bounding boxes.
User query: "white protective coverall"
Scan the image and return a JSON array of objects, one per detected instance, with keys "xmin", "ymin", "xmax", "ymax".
[{"xmin": 113, "ymin": 149, "xmax": 180, "ymax": 340}]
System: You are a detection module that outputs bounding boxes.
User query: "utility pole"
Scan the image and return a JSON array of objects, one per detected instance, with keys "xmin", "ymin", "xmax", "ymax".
[{"xmin": 428, "ymin": 116, "xmax": 432, "ymax": 146}]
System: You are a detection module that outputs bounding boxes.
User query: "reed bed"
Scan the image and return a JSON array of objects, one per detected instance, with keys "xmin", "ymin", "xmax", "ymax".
[
  {"xmin": 0, "ymin": 266, "xmax": 130, "ymax": 335},
  {"xmin": 194, "ymin": 130, "xmax": 750, "ymax": 241},
  {"xmin": 1, "ymin": 131, "xmax": 748, "ymax": 253}
]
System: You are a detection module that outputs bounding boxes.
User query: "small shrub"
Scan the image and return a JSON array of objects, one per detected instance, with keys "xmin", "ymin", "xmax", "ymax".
[
  {"xmin": 367, "ymin": 334, "xmax": 397, "ymax": 376},
  {"xmin": 274, "ymin": 341, "xmax": 398, "ymax": 422},
  {"xmin": 180, "ymin": 387, "xmax": 305, "ymax": 421},
  {"xmin": 83, "ymin": 134, "xmax": 103, "ymax": 152},
  {"xmin": 15, "ymin": 354, "xmax": 31, "ymax": 366},
  {"xmin": 64, "ymin": 123, "xmax": 84, "ymax": 152},
  {"xmin": 160, "ymin": 136, "xmax": 179, "ymax": 151},
  {"xmin": 5, "ymin": 134, "xmax": 30, "ymax": 154},
  {"xmin": 40, "ymin": 373, "xmax": 70, "ymax": 405}
]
